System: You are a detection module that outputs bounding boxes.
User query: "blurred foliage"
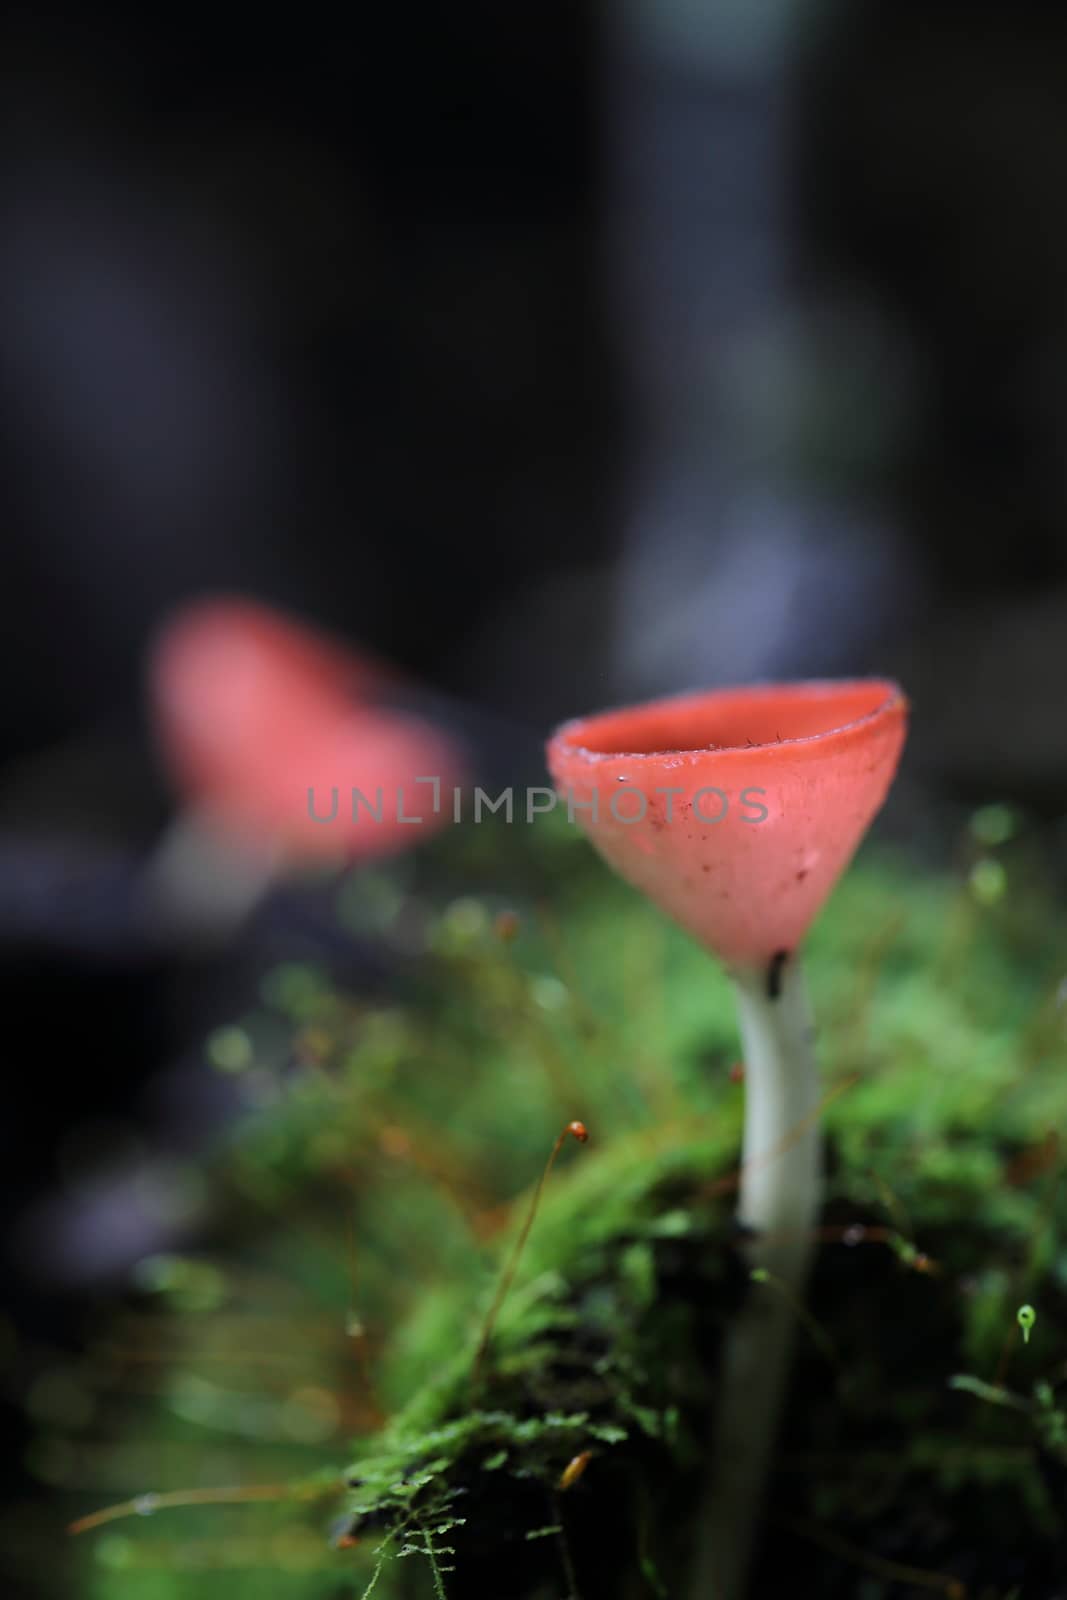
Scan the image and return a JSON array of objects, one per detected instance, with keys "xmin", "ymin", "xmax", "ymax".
[{"xmin": 11, "ymin": 810, "xmax": 1067, "ymax": 1597}]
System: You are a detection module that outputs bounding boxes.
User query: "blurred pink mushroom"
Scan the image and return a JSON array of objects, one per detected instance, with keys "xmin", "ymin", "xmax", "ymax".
[
  {"xmin": 548, "ymin": 679, "xmax": 907, "ymax": 1600},
  {"xmin": 147, "ymin": 597, "xmax": 464, "ymax": 930}
]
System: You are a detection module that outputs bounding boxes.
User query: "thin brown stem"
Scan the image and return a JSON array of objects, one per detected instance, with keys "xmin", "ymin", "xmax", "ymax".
[
  {"xmin": 469, "ymin": 1121, "xmax": 589, "ymax": 1391},
  {"xmin": 68, "ymin": 1480, "xmax": 338, "ymax": 1536}
]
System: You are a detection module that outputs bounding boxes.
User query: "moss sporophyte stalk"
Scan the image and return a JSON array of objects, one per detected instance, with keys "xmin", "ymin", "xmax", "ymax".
[
  {"xmin": 548, "ymin": 679, "xmax": 908, "ymax": 1600},
  {"xmin": 469, "ymin": 1120, "xmax": 590, "ymax": 1391}
]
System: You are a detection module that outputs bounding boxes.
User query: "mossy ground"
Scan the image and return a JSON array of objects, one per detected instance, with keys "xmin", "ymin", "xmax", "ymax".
[{"xmin": 15, "ymin": 810, "xmax": 1067, "ymax": 1599}]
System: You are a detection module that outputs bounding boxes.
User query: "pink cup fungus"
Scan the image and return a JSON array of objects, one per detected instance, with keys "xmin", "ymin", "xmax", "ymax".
[
  {"xmin": 547, "ymin": 679, "xmax": 907, "ymax": 1600},
  {"xmin": 547, "ymin": 679, "xmax": 907, "ymax": 973},
  {"xmin": 148, "ymin": 597, "xmax": 464, "ymax": 930}
]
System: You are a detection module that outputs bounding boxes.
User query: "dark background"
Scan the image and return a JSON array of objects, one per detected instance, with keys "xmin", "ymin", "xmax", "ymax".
[{"xmin": 3, "ymin": 1, "xmax": 1067, "ymax": 1586}]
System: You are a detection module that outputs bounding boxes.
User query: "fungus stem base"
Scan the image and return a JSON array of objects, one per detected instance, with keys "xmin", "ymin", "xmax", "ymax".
[{"xmin": 689, "ymin": 957, "xmax": 823, "ymax": 1600}]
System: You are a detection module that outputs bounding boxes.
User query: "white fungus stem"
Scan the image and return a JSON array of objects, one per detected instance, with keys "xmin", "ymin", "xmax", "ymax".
[
  {"xmin": 143, "ymin": 814, "xmax": 280, "ymax": 944},
  {"xmin": 689, "ymin": 952, "xmax": 823, "ymax": 1600}
]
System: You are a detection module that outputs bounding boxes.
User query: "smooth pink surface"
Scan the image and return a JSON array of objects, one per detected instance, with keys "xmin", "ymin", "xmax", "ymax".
[
  {"xmin": 151, "ymin": 597, "xmax": 462, "ymax": 861},
  {"xmin": 547, "ymin": 680, "xmax": 907, "ymax": 971}
]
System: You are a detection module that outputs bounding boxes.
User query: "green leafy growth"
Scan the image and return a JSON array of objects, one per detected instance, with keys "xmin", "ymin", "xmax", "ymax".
[{"xmin": 27, "ymin": 817, "xmax": 1067, "ymax": 1598}]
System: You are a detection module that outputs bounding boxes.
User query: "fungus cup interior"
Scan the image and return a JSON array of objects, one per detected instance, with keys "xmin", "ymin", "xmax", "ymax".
[{"xmin": 547, "ymin": 680, "xmax": 907, "ymax": 970}]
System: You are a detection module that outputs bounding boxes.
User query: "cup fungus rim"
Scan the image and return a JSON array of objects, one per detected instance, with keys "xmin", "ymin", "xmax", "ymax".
[{"xmin": 548, "ymin": 677, "xmax": 908, "ymax": 768}]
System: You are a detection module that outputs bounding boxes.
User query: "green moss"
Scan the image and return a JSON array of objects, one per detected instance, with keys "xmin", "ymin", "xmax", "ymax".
[{"xmin": 32, "ymin": 818, "xmax": 1067, "ymax": 1597}]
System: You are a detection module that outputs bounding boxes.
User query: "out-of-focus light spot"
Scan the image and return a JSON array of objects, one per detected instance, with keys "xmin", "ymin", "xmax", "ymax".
[
  {"xmin": 166, "ymin": 1373, "xmax": 295, "ymax": 1440},
  {"xmin": 166, "ymin": 1372, "xmax": 219, "ymax": 1425},
  {"xmin": 970, "ymin": 804, "xmax": 1017, "ymax": 848},
  {"xmin": 531, "ymin": 974, "xmax": 568, "ymax": 1012},
  {"xmin": 433, "ymin": 896, "xmax": 490, "ymax": 954},
  {"xmin": 132, "ymin": 1254, "xmax": 226, "ymax": 1313},
  {"xmin": 206, "ymin": 1025, "xmax": 254, "ymax": 1074},
  {"xmin": 280, "ymin": 1385, "xmax": 340, "ymax": 1444},
  {"xmin": 261, "ymin": 963, "xmax": 329, "ymax": 1021},
  {"xmin": 139, "ymin": 1252, "xmax": 183, "ymax": 1289},
  {"xmin": 970, "ymin": 858, "xmax": 1007, "ymax": 906},
  {"xmin": 94, "ymin": 1535, "xmax": 136, "ymax": 1570},
  {"xmin": 349, "ymin": 1009, "xmax": 408, "ymax": 1072},
  {"xmin": 336, "ymin": 869, "xmax": 407, "ymax": 934}
]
